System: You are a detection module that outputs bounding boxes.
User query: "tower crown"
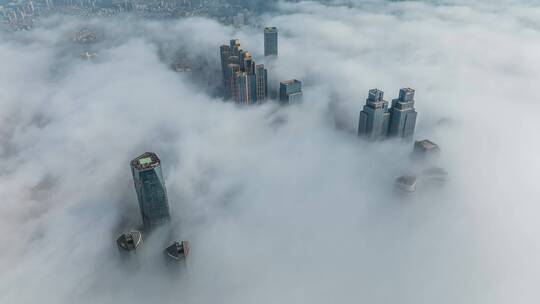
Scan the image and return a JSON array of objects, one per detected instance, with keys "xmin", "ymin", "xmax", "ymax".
[
  {"xmin": 131, "ymin": 152, "xmax": 160, "ymax": 171},
  {"xmin": 368, "ymin": 89, "xmax": 384, "ymax": 102},
  {"xmin": 398, "ymin": 88, "xmax": 415, "ymax": 102}
]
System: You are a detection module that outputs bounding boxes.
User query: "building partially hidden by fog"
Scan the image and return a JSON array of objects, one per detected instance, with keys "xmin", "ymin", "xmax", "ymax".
[
  {"xmin": 394, "ymin": 175, "xmax": 417, "ymax": 193},
  {"xmin": 358, "ymin": 88, "xmax": 418, "ymax": 140},
  {"xmin": 388, "ymin": 88, "xmax": 418, "ymax": 139},
  {"xmin": 165, "ymin": 241, "xmax": 190, "ymax": 261},
  {"xmin": 413, "ymin": 139, "xmax": 440, "ymax": 159},
  {"xmin": 264, "ymin": 27, "xmax": 278, "ymax": 57},
  {"xmin": 279, "ymin": 79, "xmax": 303, "ymax": 103},
  {"xmin": 358, "ymin": 89, "xmax": 390, "ymax": 140},
  {"xmin": 131, "ymin": 152, "xmax": 171, "ymax": 230},
  {"xmin": 116, "ymin": 231, "xmax": 143, "ymax": 252},
  {"xmin": 422, "ymin": 167, "xmax": 448, "ymax": 185}
]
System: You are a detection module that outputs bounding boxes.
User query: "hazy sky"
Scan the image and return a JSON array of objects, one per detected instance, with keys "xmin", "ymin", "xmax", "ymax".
[{"xmin": 1, "ymin": 1, "xmax": 540, "ymax": 303}]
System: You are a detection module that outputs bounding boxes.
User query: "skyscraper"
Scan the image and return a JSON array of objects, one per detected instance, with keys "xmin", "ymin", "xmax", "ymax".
[
  {"xmin": 279, "ymin": 79, "xmax": 303, "ymax": 103},
  {"xmin": 388, "ymin": 88, "xmax": 417, "ymax": 139},
  {"xmin": 235, "ymin": 72, "xmax": 252, "ymax": 104},
  {"xmin": 220, "ymin": 45, "xmax": 231, "ymax": 97},
  {"xmin": 226, "ymin": 63, "xmax": 240, "ymax": 100},
  {"xmin": 358, "ymin": 89, "xmax": 390, "ymax": 140},
  {"xmin": 131, "ymin": 152, "xmax": 170, "ymax": 230},
  {"xmin": 264, "ymin": 27, "xmax": 278, "ymax": 57},
  {"xmin": 255, "ymin": 64, "xmax": 268, "ymax": 101}
]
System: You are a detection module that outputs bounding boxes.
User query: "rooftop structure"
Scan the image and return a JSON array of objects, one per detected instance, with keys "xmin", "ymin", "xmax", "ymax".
[
  {"xmin": 116, "ymin": 231, "xmax": 143, "ymax": 251},
  {"xmin": 394, "ymin": 175, "xmax": 417, "ymax": 193},
  {"xmin": 165, "ymin": 241, "xmax": 190, "ymax": 261},
  {"xmin": 80, "ymin": 51, "xmax": 97, "ymax": 60},
  {"xmin": 73, "ymin": 28, "xmax": 97, "ymax": 44},
  {"xmin": 413, "ymin": 139, "xmax": 440, "ymax": 159},
  {"xmin": 130, "ymin": 152, "xmax": 161, "ymax": 171}
]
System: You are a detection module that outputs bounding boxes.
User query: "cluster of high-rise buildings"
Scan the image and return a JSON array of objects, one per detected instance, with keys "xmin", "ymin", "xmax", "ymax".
[
  {"xmin": 355, "ymin": 87, "xmax": 447, "ymax": 194},
  {"xmin": 0, "ymin": 0, "xmax": 271, "ymax": 31},
  {"xmin": 358, "ymin": 88, "xmax": 418, "ymax": 140},
  {"xmin": 220, "ymin": 39, "xmax": 268, "ymax": 104},
  {"xmin": 219, "ymin": 27, "xmax": 303, "ymax": 105}
]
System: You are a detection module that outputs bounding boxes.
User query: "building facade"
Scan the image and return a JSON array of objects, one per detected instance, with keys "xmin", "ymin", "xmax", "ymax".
[
  {"xmin": 358, "ymin": 89, "xmax": 390, "ymax": 140},
  {"xmin": 388, "ymin": 88, "xmax": 417, "ymax": 139},
  {"xmin": 264, "ymin": 27, "xmax": 278, "ymax": 57},
  {"xmin": 279, "ymin": 79, "xmax": 303, "ymax": 103},
  {"xmin": 358, "ymin": 88, "xmax": 418, "ymax": 140},
  {"xmin": 255, "ymin": 64, "xmax": 268, "ymax": 101},
  {"xmin": 130, "ymin": 152, "xmax": 170, "ymax": 230}
]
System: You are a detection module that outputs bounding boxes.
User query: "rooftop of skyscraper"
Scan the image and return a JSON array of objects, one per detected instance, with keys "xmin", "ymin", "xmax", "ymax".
[
  {"xmin": 116, "ymin": 231, "xmax": 142, "ymax": 251},
  {"xmin": 264, "ymin": 27, "xmax": 277, "ymax": 32},
  {"xmin": 131, "ymin": 152, "xmax": 161, "ymax": 170},
  {"xmin": 414, "ymin": 139, "xmax": 439, "ymax": 151},
  {"xmin": 165, "ymin": 241, "xmax": 190, "ymax": 261},
  {"xmin": 281, "ymin": 79, "xmax": 301, "ymax": 85}
]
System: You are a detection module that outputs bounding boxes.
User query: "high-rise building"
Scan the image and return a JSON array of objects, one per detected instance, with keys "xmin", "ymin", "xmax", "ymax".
[
  {"xmin": 235, "ymin": 72, "xmax": 252, "ymax": 104},
  {"xmin": 358, "ymin": 89, "xmax": 390, "ymax": 140},
  {"xmin": 279, "ymin": 79, "xmax": 302, "ymax": 103},
  {"xmin": 226, "ymin": 63, "xmax": 241, "ymax": 100},
  {"xmin": 243, "ymin": 52, "xmax": 254, "ymax": 75},
  {"xmin": 220, "ymin": 45, "xmax": 231, "ymax": 97},
  {"xmin": 394, "ymin": 175, "xmax": 417, "ymax": 193},
  {"xmin": 358, "ymin": 88, "xmax": 419, "ymax": 140},
  {"xmin": 255, "ymin": 64, "xmax": 268, "ymax": 101},
  {"xmin": 264, "ymin": 27, "xmax": 278, "ymax": 57},
  {"xmin": 388, "ymin": 88, "xmax": 417, "ymax": 139},
  {"xmin": 131, "ymin": 152, "xmax": 170, "ymax": 230}
]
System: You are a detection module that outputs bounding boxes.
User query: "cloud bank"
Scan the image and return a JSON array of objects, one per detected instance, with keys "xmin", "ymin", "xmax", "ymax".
[{"xmin": 1, "ymin": 1, "xmax": 540, "ymax": 303}]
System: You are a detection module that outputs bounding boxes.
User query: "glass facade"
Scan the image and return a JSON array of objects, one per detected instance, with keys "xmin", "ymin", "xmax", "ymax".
[
  {"xmin": 131, "ymin": 152, "xmax": 170, "ymax": 230},
  {"xmin": 279, "ymin": 79, "xmax": 303, "ymax": 103},
  {"xmin": 264, "ymin": 27, "xmax": 278, "ymax": 57}
]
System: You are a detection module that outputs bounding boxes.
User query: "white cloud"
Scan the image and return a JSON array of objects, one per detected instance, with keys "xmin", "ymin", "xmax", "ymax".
[{"xmin": 1, "ymin": 1, "xmax": 540, "ymax": 303}]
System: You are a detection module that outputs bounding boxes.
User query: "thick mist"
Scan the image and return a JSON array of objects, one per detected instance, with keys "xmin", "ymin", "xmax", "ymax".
[{"xmin": 1, "ymin": 1, "xmax": 540, "ymax": 303}]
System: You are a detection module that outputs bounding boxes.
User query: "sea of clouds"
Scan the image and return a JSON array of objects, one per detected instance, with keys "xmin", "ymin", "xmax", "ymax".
[{"xmin": 1, "ymin": 0, "xmax": 540, "ymax": 303}]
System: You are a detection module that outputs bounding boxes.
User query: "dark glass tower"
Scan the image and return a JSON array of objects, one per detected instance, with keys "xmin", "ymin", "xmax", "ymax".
[
  {"xmin": 264, "ymin": 27, "xmax": 278, "ymax": 57},
  {"xmin": 279, "ymin": 79, "xmax": 303, "ymax": 103},
  {"xmin": 131, "ymin": 152, "xmax": 170, "ymax": 230}
]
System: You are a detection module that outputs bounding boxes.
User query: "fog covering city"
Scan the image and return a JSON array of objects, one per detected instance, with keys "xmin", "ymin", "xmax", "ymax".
[{"xmin": 1, "ymin": 0, "xmax": 540, "ymax": 303}]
